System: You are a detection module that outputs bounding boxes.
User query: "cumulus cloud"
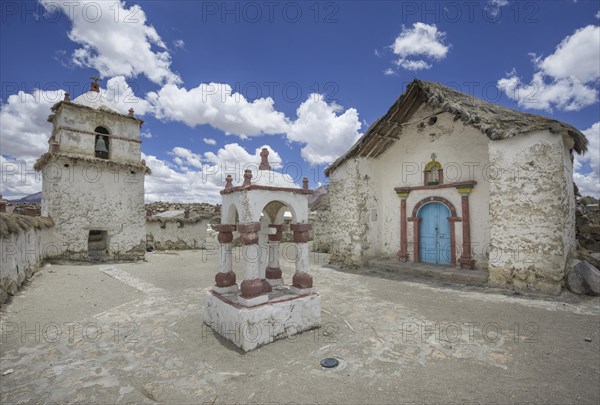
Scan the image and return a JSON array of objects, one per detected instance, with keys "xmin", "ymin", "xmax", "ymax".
[
  {"xmin": 170, "ymin": 147, "xmax": 203, "ymax": 169},
  {"xmin": 287, "ymin": 94, "xmax": 362, "ymax": 165},
  {"xmin": 147, "ymin": 83, "xmax": 289, "ymax": 137},
  {"xmin": 104, "ymin": 76, "xmax": 153, "ymax": 116},
  {"xmin": 395, "ymin": 59, "xmax": 432, "ymax": 71},
  {"xmin": 143, "ymin": 143, "xmax": 289, "ymax": 202},
  {"xmin": 40, "ymin": 0, "xmax": 180, "ymax": 85},
  {"xmin": 390, "ymin": 23, "xmax": 450, "ymax": 71},
  {"xmin": 497, "ymin": 25, "xmax": 600, "ymax": 112},
  {"xmin": 203, "ymin": 138, "xmax": 217, "ymax": 145},
  {"xmin": 486, "ymin": 0, "xmax": 509, "ymax": 17},
  {"xmin": 0, "ymin": 89, "xmax": 61, "ymax": 160},
  {"xmin": 574, "ymin": 122, "xmax": 600, "ymax": 197}
]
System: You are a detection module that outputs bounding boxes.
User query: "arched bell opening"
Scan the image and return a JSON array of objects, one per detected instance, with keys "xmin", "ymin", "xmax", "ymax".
[{"xmin": 94, "ymin": 126, "xmax": 110, "ymax": 160}]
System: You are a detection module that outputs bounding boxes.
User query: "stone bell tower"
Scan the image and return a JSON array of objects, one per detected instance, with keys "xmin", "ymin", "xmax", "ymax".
[{"xmin": 35, "ymin": 78, "xmax": 149, "ymax": 261}]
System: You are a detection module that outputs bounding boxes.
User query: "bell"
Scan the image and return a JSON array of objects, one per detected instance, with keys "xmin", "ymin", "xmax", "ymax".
[{"xmin": 95, "ymin": 137, "xmax": 108, "ymax": 153}]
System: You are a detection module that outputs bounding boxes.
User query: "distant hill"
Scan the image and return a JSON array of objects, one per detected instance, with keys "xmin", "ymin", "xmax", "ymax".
[{"xmin": 10, "ymin": 192, "xmax": 42, "ymax": 203}]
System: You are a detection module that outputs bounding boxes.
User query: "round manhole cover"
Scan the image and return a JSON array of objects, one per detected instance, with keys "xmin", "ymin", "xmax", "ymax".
[{"xmin": 320, "ymin": 358, "xmax": 339, "ymax": 368}]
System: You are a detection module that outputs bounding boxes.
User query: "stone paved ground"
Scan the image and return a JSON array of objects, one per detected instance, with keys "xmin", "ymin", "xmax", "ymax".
[{"xmin": 1, "ymin": 248, "xmax": 599, "ymax": 404}]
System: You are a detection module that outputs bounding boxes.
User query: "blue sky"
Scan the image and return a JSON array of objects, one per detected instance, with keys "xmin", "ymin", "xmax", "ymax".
[{"xmin": 1, "ymin": 0, "xmax": 599, "ymax": 202}]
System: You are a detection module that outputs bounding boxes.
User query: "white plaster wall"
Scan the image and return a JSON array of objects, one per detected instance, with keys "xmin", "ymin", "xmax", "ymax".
[
  {"xmin": 41, "ymin": 158, "xmax": 146, "ymax": 260},
  {"xmin": 146, "ymin": 219, "xmax": 209, "ymax": 250},
  {"xmin": 52, "ymin": 104, "xmax": 141, "ymax": 164},
  {"xmin": 347, "ymin": 105, "xmax": 491, "ymax": 268},
  {"xmin": 327, "ymin": 158, "xmax": 376, "ymax": 266},
  {"xmin": 487, "ymin": 130, "xmax": 576, "ymax": 295},
  {"xmin": 0, "ymin": 225, "xmax": 62, "ymax": 304}
]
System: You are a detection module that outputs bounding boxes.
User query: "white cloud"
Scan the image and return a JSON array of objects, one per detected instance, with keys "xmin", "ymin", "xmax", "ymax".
[
  {"xmin": 143, "ymin": 144, "xmax": 289, "ymax": 203},
  {"xmin": 390, "ymin": 23, "xmax": 449, "ymax": 71},
  {"xmin": 170, "ymin": 147, "xmax": 203, "ymax": 169},
  {"xmin": 203, "ymin": 138, "xmax": 217, "ymax": 145},
  {"xmin": 40, "ymin": 0, "xmax": 180, "ymax": 85},
  {"xmin": 486, "ymin": 0, "xmax": 509, "ymax": 17},
  {"xmin": 104, "ymin": 76, "xmax": 153, "ymax": 116},
  {"xmin": 141, "ymin": 131, "xmax": 153, "ymax": 139},
  {"xmin": 538, "ymin": 25, "xmax": 600, "ymax": 83},
  {"xmin": 287, "ymin": 94, "xmax": 362, "ymax": 165},
  {"xmin": 0, "ymin": 155, "xmax": 43, "ymax": 200},
  {"xmin": 383, "ymin": 68, "xmax": 396, "ymax": 76},
  {"xmin": 173, "ymin": 39, "xmax": 185, "ymax": 49},
  {"xmin": 497, "ymin": 25, "xmax": 599, "ymax": 112},
  {"xmin": 147, "ymin": 83, "xmax": 289, "ymax": 137},
  {"xmin": 396, "ymin": 59, "xmax": 432, "ymax": 71},
  {"xmin": 0, "ymin": 89, "xmax": 62, "ymax": 160},
  {"xmin": 498, "ymin": 71, "xmax": 598, "ymax": 111},
  {"xmin": 574, "ymin": 122, "xmax": 600, "ymax": 197},
  {"xmin": 595, "ymin": 10, "xmax": 600, "ymax": 19}
]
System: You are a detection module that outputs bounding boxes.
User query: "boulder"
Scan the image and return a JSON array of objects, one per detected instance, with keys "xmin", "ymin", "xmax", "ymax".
[
  {"xmin": 567, "ymin": 260, "xmax": 600, "ymax": 296},
  {"xmin": 581, "ymin": 224, "xmax": 600, "ymax": 235}
]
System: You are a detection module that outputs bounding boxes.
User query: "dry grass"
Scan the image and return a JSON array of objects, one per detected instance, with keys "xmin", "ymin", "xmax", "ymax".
[{"xmin": 0, "ymin": 213, "xmax": 54, "ymax": 238}]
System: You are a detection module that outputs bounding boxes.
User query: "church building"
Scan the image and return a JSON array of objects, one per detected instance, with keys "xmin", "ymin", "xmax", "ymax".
[
  {"xmin": 34, "ymin": 79, "xmax": 149, "ymax": 261},
  {"xmin": 325, "ymin": 80, "xmax": 588, "ymax": 295}
]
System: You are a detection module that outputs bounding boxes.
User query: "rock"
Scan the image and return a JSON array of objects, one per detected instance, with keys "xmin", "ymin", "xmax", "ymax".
[
  {"xmin": 579, "ymin": 252, "xmax": 600, "ymax": 269},
  {"xmin": 566, "ymin": 260, "xmax": 600, "ymax": 296},
  {"xmin": 581, "ymin": 224, "xmax": 600, "ymax": 234}
]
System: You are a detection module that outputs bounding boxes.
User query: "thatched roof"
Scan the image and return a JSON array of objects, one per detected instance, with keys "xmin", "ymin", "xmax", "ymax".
[
  {"xmin": 34, "ymin": 152, "xmax": 152, "ymax": 174},
  {"xmin": 326, "ymin": 80, "xmax": 588, "ymax": 176},
  {"xmin": 0, "ymin": 213, "xmax": 54, "ymax": 238}
]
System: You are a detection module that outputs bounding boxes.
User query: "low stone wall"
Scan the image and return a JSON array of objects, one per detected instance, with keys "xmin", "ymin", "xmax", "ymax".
[
  {"xmin": 146, "ymin": 217, "xmax": 209, "ymax": 250},
  {"xmin": 0, "ymin": 213, "xmax": 58, "ymax": 304}
]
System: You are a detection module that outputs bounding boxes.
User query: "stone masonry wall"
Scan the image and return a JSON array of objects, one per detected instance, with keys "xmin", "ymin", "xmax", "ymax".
[
  {"xmin": 0, "ymin": 215, "xmax": 61, "ymax": 304},
  {"xmin": 146, "ymin": 219, "xmax": 209, "ymax": 250},
  {"xmin": 41, "ymin": 158, "xmax": 146, "ymax": 261},
  {"xmin": 327, "ymin": 158, "xmax": 376, "ymax": 266},
  {"xmin": 488, "ymin": 131, "xmax": 576, "ymax": 295}
]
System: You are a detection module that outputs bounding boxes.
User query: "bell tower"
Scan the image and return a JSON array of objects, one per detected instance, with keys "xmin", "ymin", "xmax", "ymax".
[{"xmin": 35, "ymin": 78, "xmax": 149, "ymax": 261}]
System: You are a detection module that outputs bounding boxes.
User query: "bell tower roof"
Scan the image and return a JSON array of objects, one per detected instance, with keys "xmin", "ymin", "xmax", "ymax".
[{"xmin": 72, "ymin": 78, "xmax": 118, "ymax": 113}]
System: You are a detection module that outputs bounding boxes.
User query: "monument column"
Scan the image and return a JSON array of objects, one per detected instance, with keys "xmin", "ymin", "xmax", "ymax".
[
  {"xmin": 266, "ymin": 224, "xmax": 284, "ymax": 287},
  {"xmin": 395, "ymin": 188, "xmax": 410, "ymax": 262},
  {"xmin": 238, "ymin": 222, "xmax": 269, "ymax": 306},
  {"xmin": 457, "ymin": 185, "xmax": 476, "ymax": 269},
  {"xmin": 213, "ymin": 224, "xmax": 237, "ymax": 294},
  {"xmin": 289, "ymin": 223, "xmax": 313, "ymax": 295}
]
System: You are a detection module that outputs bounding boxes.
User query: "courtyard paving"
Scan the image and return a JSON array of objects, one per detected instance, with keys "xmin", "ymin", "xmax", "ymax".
[{"xmin": 1, "ymin": 248, "xmax": 599, "ymax": 404}]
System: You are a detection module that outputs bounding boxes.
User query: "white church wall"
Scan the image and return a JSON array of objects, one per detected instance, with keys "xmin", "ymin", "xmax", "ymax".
[
  {"xmin": 487, "ymin": 130, "xmax": 577, "ymax": 295},
  {"xmin": 0, "ymin": 217, "xmax": 60, "ymax": 304},
  {"xmin": 372, "ymin": 106, "xmax": 491, "ymax": 268}
]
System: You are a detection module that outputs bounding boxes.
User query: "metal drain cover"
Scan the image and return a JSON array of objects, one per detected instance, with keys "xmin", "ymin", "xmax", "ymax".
[{"xmin": 320, "ymin": 358, "xmax": 339, "ymax": 368}]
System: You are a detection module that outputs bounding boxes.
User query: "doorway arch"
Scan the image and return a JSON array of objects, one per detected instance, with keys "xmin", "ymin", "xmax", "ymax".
[{"xmin": 411, "ymin": 197, "xmax": 458, "ymax": 266}]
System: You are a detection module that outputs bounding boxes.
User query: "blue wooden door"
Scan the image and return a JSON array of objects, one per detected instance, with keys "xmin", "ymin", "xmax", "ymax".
[{"xmin": 419, "ymin": 202, "xmax": 451, "ymax": 265}]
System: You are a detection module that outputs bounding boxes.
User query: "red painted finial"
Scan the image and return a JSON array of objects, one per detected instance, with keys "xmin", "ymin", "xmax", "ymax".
[
  {"xmin": 128, "ymin": 108, "xmax": 134, "ymax": 117},
  {"xmin": 225, "ymin": 175, "xmax": 233, "ymax": 189},
  {"xmin": 259, "ymin": 147, "xmax": 271, "ymax": 170},
  {"xmin": 302, "ymin": 177, "xmax": 309, "ymax": 190},
  {"xmin": 90, "ymin": 76, "xmax": 101, "ymax": 92},
  {"xmin": 243, "ymin": 169, "xmax": 252, "ymax": 186}
]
